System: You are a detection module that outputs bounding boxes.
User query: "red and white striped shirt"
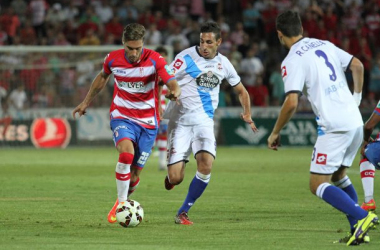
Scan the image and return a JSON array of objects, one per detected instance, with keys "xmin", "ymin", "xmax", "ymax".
[{"xmin": 103, "ymin": 48, "xmax": 175, "ymax": 129}]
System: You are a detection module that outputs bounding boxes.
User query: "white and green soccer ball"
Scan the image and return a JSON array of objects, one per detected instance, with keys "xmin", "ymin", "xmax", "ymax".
[{"xmin": 116, "ymin": 199, "xmax": 144, "ymax": 227}]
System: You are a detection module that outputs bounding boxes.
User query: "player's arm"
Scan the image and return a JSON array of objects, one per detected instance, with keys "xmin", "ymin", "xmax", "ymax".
[
  {"xmin": 349, "ymin": 57, "xmax": 364, "ymax": 106},
  {"xmin": 233, "ymin": 82, "xmax": 258, "ymax": 132},
  {"xmin": 72, "ymin": 70, "xmax": 110, "ymax": 119},
  {"xmin": 268, "ymin": 92, "xmax": 299, "ymax": 150}
]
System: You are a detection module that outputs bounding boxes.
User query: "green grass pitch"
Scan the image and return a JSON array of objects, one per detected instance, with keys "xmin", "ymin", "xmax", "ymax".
[{"xmin": 0, "ymin": 147, "xmax": 379, "ymax": 249}]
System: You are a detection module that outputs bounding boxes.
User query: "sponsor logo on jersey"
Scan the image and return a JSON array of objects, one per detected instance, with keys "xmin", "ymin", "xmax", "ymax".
[
  {"xmin": 118, "ymin": 81, "xmax": 145, "ymax": 89},
  {"xmin": 30, "ymin": 118, "xmax": 71, "ymax": 148},
  {"xmin": 316, "ymin": 153, "xmax": 327, "ymax": 165},
  {"xmin": 281, "ymin": 66, "xmax": 287, "ymax": 78},
  {"xmin": 173, "ymin": 59, "xmax": 184, "ymax": 69},
  {"xmin": 196, "ymin": 71, "xmax": 220, "ymax": 90}
]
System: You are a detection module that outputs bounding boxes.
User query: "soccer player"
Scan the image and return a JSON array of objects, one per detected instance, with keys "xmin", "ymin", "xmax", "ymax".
[
  {"xmin": 155, "ymin": 46, "xmax": 170, "ymax": 171},
  {"xmin": 360, "ymin": 101, "xmax": 380, "ymax": 211},
  {"xmin": 163, "ymin": 22, "xmax": 258, "ymax": 225},
  {"xmin": 267, "ymin": 11, "xmax": 378, "ymax": 245},
  {"xmin": 72, "ymin": 23, "xmax": 181, "ymax": 224}
]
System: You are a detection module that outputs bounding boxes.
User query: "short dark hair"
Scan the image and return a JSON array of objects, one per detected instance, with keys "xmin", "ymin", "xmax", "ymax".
[
  {"xmin": 155, "ymin": 46, "xmax": 168, "ymax": 56},
  {"xmin": 122, "ymin": 23, "xmax": 145, "ymax": 42},
  {"xmin": 200, "ymin": 22, "xmax": 221, "ymax": 40},
  {"xmin": 276, "ymin": 11, "xmax": 302, "ymax": 37}
]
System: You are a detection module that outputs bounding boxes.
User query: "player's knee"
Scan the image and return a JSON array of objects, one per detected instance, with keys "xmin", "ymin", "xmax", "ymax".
[{"xmin": 168, "ymin": 173, "xmax": 183, "ymax": 185}]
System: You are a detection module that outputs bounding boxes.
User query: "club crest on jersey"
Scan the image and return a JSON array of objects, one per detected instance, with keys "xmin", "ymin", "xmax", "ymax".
[
  {"xmin": 139, "ymin": 67, "xmax": 144, "ymax": 76},
  {"xmin": 316, "ymin": 153, "xmax": 327, "ymax": 165},
  {"xmin": 173, "ymin": 59, "xmax": 184, "ymax": 69},
  {"xmin": 196, "ymin": 71, "xmax": 220, "ymax": 91},
  {"xmin": 281, "ymin": 66, "xmax": 287, "ymax": 78},
  {"xmin": 217, "ymin": 63, "xmax": 223, "ymax": 70}
]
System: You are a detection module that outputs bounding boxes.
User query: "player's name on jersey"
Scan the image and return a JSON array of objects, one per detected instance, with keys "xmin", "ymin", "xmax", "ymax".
[{"xmin": 296, "ymin": 40, "xmax": 326, "ymax": 57}]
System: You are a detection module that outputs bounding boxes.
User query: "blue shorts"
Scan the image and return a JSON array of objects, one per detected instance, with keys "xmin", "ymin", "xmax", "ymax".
[
  {"xmin": 110, "ymin": 119, "xmax": 158, "ymax": 168},
  {"xmin": 365, "ymin": 141, "xmax": 380, "ymax": 170}
]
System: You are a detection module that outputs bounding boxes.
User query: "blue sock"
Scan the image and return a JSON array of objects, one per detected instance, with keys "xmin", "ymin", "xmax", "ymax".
[
  {"xmin": 317, "ymin": 183, "xmax": 368, "ymax": 222},
  {"xmin": 334, "ymin": 176, "xmax": 359, "ymax": 233},
  {"xmin": 178, "ymin": 172, "xmax": 210, "ymax": 215}
]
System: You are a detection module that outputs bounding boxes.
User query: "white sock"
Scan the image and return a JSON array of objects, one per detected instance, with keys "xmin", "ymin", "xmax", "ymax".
[
  {"xmin": 116, "ymin": 153, "xmax": 133, "ymax": 202},
  {"xmin": 157, "ymin": 139, "xmax": 167, "ymax": 169},
  {"xmin": 195, "ymin": 171, "xmax": 211, "ymax": 184},
  {"xmin": 360, "ymin": 159, "xmax": 375, "ymax": 203}
]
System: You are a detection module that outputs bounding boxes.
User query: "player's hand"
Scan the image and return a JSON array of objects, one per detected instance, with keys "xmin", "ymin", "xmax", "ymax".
[
  {"xmin": 267, "ymin": 132, "xmax": 281, "ymax": 151},
  {"xmin": 360, "ymin": 137, "xmax": 373, "ymax": 156},
  {"xmin": 165, "ymin": 88, "xmax": 181, "ymax": 105},
  {"xmin": 72, "ymin": 102, "xmax": 89, "ymax": 119},
  {"xmin": 158, "ymin": 104, "xmax": 164, "ymax": 120},
  {"xmin": 240, "ymin": 113, "xmax": 258, "ymax": 132}
]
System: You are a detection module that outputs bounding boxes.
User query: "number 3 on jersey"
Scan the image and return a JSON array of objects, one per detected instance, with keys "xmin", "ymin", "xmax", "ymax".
[{"xmin": 315, "ymin": 50, "xmax": 337, "ymax": 81}]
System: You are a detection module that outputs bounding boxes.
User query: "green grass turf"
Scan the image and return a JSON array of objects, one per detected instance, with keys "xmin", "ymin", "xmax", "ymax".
[{"xmin": 0, "ymin": 147, "xmax": 379, "ymax": 250}]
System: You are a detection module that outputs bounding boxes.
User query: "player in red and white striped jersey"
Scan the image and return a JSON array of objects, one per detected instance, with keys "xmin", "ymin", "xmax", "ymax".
[{"xmin": 72, "ymin": 23, "xmax": 181, "ymax": 224}]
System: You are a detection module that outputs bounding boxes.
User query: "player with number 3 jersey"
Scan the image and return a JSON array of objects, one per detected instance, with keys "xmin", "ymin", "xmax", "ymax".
[{"xmin": 267, "ymin": 11, "xmax": 378, "ymax": 246}]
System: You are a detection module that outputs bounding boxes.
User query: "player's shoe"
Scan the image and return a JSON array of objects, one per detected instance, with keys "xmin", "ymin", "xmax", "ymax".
[
  {"xmin": 175, "ymin": 211, "xmax": 193, "ymax": 225},
  {"xmin": 361, "ymin": 199, "xmax": 376, "ymax": 211},
  {"xmin": 346, "ymin": 212, "xmax": 379, "ymax": 246},
  {"xmin": 164, "ymin": 176, "xmax": 174, "ymax": 190},
  {"xmin": 107, "ymin": 199, "xmax": 119, "ymax": 223},
  {"xmin": 334, "ymin": 233, "xmax": 370, "ymax": 245}
]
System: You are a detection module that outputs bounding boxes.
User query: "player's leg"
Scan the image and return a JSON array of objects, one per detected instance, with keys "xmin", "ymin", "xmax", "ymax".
[
  {"xmin": 360, "ymin": 158, "xmax": 376, "ymax": 211},
  {"xmin": 128, "ymin": 125, "xmax": 159, "ymax": 196},
  {"xmin": 107, "ymin": 120, "xmax": 138, "ymax": 223},
  {"xmin": 165, "ymin": 121, "xmax": 192, "ymax": 190},
  {"xmin": 175, "ymin": 122, "xmax": 216, "ymax": 225},
  {"xmin": 157, "ymin": 120, "xmax": 168, "ymax": 171}
]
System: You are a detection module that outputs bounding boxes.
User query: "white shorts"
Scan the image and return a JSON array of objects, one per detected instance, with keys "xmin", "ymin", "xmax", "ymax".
[
  {"xmin": 310, "ymin": 126, "xmax": 363, "ymax": 174},
  {"xmin": 167, "ymin": 120, "xmax": 216, "ymax": 165}
]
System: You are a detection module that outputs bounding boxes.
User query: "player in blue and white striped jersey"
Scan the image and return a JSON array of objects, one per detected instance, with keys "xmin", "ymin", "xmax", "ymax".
[{"xmin": 163, "ymin": 22, "xmax": 258, "ymax": 225}]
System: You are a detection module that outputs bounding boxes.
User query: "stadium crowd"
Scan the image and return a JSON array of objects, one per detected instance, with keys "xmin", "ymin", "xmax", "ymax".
[{"xmin": 0, "ymin": 0, "xmax": 380, "ymax": 112}]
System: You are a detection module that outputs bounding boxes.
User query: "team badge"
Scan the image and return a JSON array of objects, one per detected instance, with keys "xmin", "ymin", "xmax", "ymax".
[
  {"xmin": 217, "ymin": 63, "xmax": 222, "ymax": 70},
  {"xmin": 316, "ymin": 153, "xmax": 327, "ymax": 165},
  {"xmin": 173, "ymin": 59, "xmax": 184, "ymax": 69},
  {"xmin": 139, "ymin": 67, "xmax": 144, "ymax": 76},
  {"xmin": 281, "ymin": 66, "xmax": 287, "ymax": 78}
]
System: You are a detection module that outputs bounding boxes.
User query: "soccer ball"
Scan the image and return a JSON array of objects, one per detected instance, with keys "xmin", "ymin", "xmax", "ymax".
[{"xmin": 115, "ymin": 199, "xmax": 144, "ymax": 227}]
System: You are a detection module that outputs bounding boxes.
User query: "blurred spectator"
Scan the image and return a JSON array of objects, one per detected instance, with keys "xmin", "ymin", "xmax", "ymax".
[
  {"xmin": 45, "ymin": 3, "xmax": 66, "ymax": 29},
  {"xmin": 242, "ymin": 1, "xmax": 261, "ymax": 37},
  {"xmin": 165, "ymin": 26, "xmax": 189, "ymax": 52},
  {"xmin": 237, "ymin": 33, "xmax": 251, "ymax": 58},
  {"xmin": 189, "ymin": 0, "xmax": 204, "ymax": 21},
  {"xmin": 138, "ymin": 7, "xmax": 154, "ymax": 27},
  {"xmin": 79, "ymin": 29, "xmax": 101, "ymax": 45},
  {"xmin": 153, "ymin": 10, "xmax": 167, "ymax": 31},
  {"xmin": 248, "ymin": 76, "xmax": 269, "ymax": 107},
  {"xmin": 77, "ymin": 9, "xmax": 100, "ymax": 39},
  {"xmin": 228, "ymin": 44, "xmax": 243, "ymax": 72},
  {"xmin": 145, "ymin": 23, "xmax": 162, "ymax": 46},
  {"xmin": 218, "ymin": 31, "xmax": 232, "ymax": 55},
  {"xmin": 8, "ymin": 85, "xmax": 27, "ymax": 111},
  {"xmin": 59, "ymin": 67, "xmax": 77, "ymax": 107},
  {"xmin": 230, "ymin": 22, "xmax": 246, "ymax": 46},
  {"xmin": 53, "ymin": 32, "xmax": 71, "ymax": 46},
  {"xmin": 28, "ymin": 0, "xmax": 48, "ymax": 39},
  {"xmin": 169, "ymin": 0, "xmax": 190, "ymax": 25},
  {"xmin": 10, "ymin": 0, "xmax": 28, "ymax": 24},
  {"xmin": 182, "ymin": 19, "xmax": 199, "ymax": 46},
  {"xmin": 216, "ymin": 16, "xmax": 230, "ymax": 34},
  {"xmin": 204, "ymin": 0, "xmax": 221, "ymax": 20},
  {"xmin": 32, "ymin": 85, "xmax": 52, "ymax": 108},
  {"xmin": 62, "ymin": 0, "xmax": 80, "ymax": 22},
  {"xmin": 323, "ymin": 4, "xmax": 338, "ymax": 31},
  {"xmin": 0, "ymin": 24, "xmax": 8, "ymax": 45},
  {"xmin": 240, "ymin": 45, "xmax": 264, "ymax": 91},
  {"xmin": 104, "ymin": 16, "xmax": 123, "ymax": 44},
  {"xmin": 269, "ymin": 63, "xmax": 285, "ymax": 106},
  {"xmin": 0, "ymin": 85, "xmax": 7, "ymax": 111},
  {"xmin": 94, "ymin": 0, "xmax": 113, "ymax": 24},
  {"xmin": 117, "ymin": 0, "xmax": 139, "ymax": 25},
  {"xmin": 369, "ymin": 54, "xmax": 380, "ymax": 98},
  {"xmin": 0, "ymin": 7, "xmax": 21, "ymax": 45},
  {"xmin": 19, "ymin": 21, "xmax": 37, "ymax": 45}
]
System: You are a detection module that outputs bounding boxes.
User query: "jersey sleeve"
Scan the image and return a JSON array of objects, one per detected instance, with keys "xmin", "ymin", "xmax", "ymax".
[
  {"xmin": 169, "ymin": 53, "xmax": 188, "ymax": 81},
  {"xmin": 282, "ymin": 59, "xmax": 305, "ymax": 94},
  {"xmin": 103, "ymin": 53, "xmax": 112, "ymax": 75},
  {"xmin": 155, "ymin": 54, "xmax": 175, "ymax": 84},
  {"xmin": 334, "ymin": 44, "xmax": 354, "ymax": 71},
  {"xmin": 223, "ymin": 57, "xmax": 241, "ymax": 86}
]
